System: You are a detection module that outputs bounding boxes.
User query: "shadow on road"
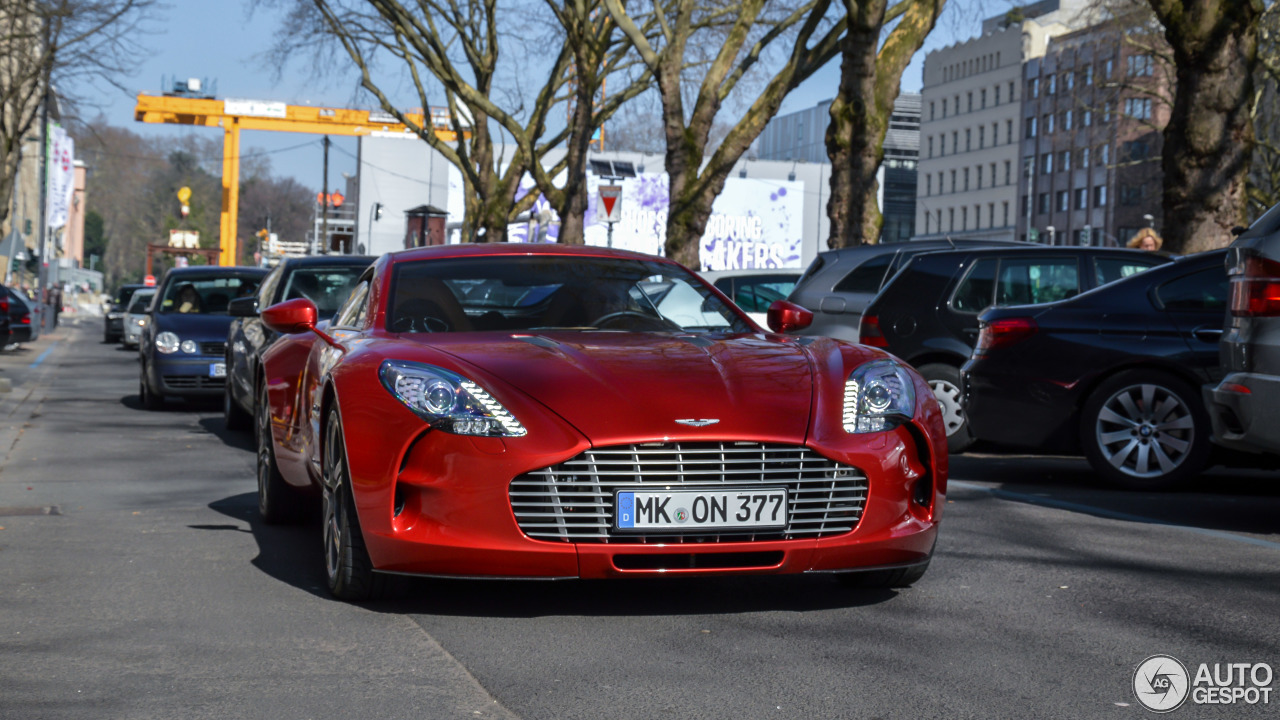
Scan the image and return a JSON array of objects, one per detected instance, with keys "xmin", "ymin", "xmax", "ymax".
[
  {"xmin": 207, "ymin": 491, "xmax": 905, "ymax": 616},
  {"xmin": 950, "ymin": 452, "xmax": 1280, "ymax": 537}
]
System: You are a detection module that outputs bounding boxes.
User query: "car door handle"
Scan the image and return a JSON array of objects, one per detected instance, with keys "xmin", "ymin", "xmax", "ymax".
[{"xmin": 1192, "ymin": 327, "xmax": 1224, "ymax": 342}]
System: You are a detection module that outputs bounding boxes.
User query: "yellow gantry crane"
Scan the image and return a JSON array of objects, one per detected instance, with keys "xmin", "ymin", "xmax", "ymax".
[{"xmin": 134, "ymin": 93, "xmax": 464, "ymax": 266}]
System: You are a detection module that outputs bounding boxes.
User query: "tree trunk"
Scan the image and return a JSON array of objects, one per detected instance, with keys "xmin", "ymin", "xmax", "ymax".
[
  {"xmin": 1152, "ymin": 0, "xmax": 1261, "ymax": 253},
  {"xmin": 826, "ymin": 0, "xmax": 885, "ymax": 248}
]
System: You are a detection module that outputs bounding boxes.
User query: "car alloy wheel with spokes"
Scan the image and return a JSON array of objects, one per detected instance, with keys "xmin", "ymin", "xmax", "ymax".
[
  {"xmin": 1081, "ymin": 370, "xmax": 1210, "ymax": 490},
  {"xmin": 322, "ymin": 407, "xmax": 386, "ymax": 600}
]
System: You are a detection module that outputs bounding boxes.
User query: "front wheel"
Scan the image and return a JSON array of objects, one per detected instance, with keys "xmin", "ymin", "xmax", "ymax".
[
  {"xmin": 139, "ymin": 366, "xmax": 164, "ymax": 410},
  {"xmin": 1079, "ymin": 370, "xmax": 1211, "ymax": 490},
  {"xmin": 917, "ymin": 363, "xmax": 974, "ymax": 453},
  {"xmin": 322, "ymin": 407, "xmax": 387, "ymax": 601}
]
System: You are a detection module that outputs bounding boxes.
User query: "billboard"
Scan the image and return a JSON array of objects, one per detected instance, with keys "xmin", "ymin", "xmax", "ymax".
[{"xmin": 445, "ymin": 166, "xmax": 805, "ymax": 271}]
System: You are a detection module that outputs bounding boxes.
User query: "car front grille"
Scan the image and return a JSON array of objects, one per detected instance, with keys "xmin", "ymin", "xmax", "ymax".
[
  {"xmin": 162, "ymin": 375, "xmax": 225, "ymax": 390},
  {"xmin": 510, "ymin": 442, "xmax": 868, "ymax": 544},
  {"xmin": 200, "ymin": 341, "xmax": 226, "ymax": 356}
]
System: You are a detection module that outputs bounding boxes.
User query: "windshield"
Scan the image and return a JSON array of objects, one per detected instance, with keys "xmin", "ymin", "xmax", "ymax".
[
  {"xmin": 281, "ymin": 267, "xmax": 367, "ymax": 317},
  {"xmin": 159, "ymin": 274, "xmax": 262, "ymax": 315},
  {"xmin": 389, "ymin": 256, "xmax": 753, "ymax": 334},
  {"xmin": 126, "ymin": 291, "xmax": 155, "ymax": 314}
]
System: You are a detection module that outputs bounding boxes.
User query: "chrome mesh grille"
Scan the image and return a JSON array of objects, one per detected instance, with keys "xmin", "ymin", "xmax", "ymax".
[{"xmin": 510, "ymin": 442, "xmax": 868, "ymax": 544}]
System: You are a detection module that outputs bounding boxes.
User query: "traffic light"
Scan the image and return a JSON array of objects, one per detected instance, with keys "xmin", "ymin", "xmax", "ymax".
[{"xmin": 373, "ymin": 202, "xmax": 383, "ymax": 222}]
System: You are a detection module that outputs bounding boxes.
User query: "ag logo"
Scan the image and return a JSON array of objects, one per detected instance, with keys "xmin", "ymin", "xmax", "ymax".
[{"xmin": 1134, "ymin": 655, "xmax": 1190, "ymax": 713}]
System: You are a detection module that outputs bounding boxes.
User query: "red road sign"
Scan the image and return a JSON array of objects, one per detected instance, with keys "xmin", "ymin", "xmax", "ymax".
[
  {"xmin": 598, "ymin": 185, "xmax": 622, "ymax": 223},
  {"xmin": 144, "ymin": 275, "xmax": 156, "ymax": 287}
]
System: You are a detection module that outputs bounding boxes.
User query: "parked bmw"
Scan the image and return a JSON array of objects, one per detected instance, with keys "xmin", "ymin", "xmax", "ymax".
[
  {"xmin": 138, "ymin": 266, "xmax": 268, "ymax": 409},
  {"xmin": 860, "ymin": 246, "xmax": 1169, "ymax": 451},
  {"xmin": 223, "ymin": 254, "xmax": 373, "ymax": 431},
  {"xmin": 962, "ymin": 250, "xmax": 1228, "ymax": 489},
  {"xmin": 256, "ymin": 244, "xmax": 946, "ymax": 600},
  {"xmin": 1205, "ymin": 203, "xmax": 1280, "ymax": 457}
]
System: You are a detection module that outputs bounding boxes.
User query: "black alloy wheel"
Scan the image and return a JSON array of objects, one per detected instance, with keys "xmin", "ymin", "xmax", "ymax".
[
  {"xmin": 322, "ymin": 407, "xmax": 387, "ymax": 601},
  {"xmin": 256, "ymin": 383, "xmax": 299, "ymax": 525},
  {"xmin": 1079, "ymin": 369, "xmax": 1212, "ymax": 490}
]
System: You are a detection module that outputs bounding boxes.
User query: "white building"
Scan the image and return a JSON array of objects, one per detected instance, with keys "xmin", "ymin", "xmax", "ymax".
[{"xmin": 914, "ymin": 0, "xmax": 1088, "ymax": 241}]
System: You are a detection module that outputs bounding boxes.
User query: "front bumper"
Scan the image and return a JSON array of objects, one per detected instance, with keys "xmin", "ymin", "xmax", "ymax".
[
  {"xmin": 350, "ymin": 423, "xmax": 942, "ymax": 580},
  {"xmin": 1204, "ymin": 373, "xmax": 1280, "ymax": 456},
  {"xmin": 148, "ymin": 355, "xmax": 226, "ymax": 397}
]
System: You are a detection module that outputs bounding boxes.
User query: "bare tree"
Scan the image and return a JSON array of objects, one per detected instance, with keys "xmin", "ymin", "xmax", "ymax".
[
  {"xmin": 604, "ymin": 0, "xmax": 845, "ymax": 269},
  {"xmin": 1146, "ymin": 0, "xmax": 1262, "ymax": 253},
  {"xmin": 0, "ymin": 0, "xmax": 154, "ymax": 234},
  {"xmin": 825, "ymin": 0, "xmax": 944, "ymax": 247},
  {"xmin": 1247, "ymin": 1, "xmax": 1280, "ymax": 219}
]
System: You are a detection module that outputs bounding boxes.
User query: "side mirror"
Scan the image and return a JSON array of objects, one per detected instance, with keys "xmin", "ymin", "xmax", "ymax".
[
  {"xmin": 228, "ymin": 296, "xmax": 260, "ymax": 317},
  {"xmin": 261, "ymin": 298, "xmax": 318, "ymax": 335},
  {"xmin": 767, "ymin": 300, "xmax": 814, "ymax": 333}
]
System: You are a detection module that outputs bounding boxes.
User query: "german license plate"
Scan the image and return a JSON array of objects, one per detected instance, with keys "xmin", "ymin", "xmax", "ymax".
[
  {"xmin": 615, "ymin": 488, "xmax": 787, "ymax": 532},
  {"xmin": 209, "ymin": 363, "xmax": 226, "ymax": 378}
]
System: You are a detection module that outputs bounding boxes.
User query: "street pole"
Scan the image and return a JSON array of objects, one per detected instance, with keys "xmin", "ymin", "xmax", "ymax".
[
  {"xmin": 1024, "ymin": 157, "xmax": 1034, "ymax": 243},
  {"xmin": 321, "ymin": 136, "xmax": 330, "ymax": 255}
]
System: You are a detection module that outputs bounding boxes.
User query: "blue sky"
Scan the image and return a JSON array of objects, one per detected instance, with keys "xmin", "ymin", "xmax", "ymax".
[{"xmin": 79, "ymin": 1, "xmax": 988, "ymax": 192}]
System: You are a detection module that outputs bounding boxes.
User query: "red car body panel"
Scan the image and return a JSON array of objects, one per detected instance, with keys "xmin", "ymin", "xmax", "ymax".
[{"xmin": 261, "ymin": 244, "xmax": 947, "ymax": 580}]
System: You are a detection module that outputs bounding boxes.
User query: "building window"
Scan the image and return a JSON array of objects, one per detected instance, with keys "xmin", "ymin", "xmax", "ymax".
[
  {"xmin": 1003, "ymin": 201, "xmax": 1009, "ymax": 226},
  {"xmin": 1083, "ymin": 110, "xmax": 1092, "ymax": 127},
  {"xmin": 949, "ymin": 208, "xmax": 955, "ymax": 231},
  {"xmin": 938, "ymin": 172, "xmax": 944, "ymax": 193},
  {"xmin": 967, "ymin": 92, "xmax": 973, "ymax": 112},
  {"xmin": 1058, "ymin": 190, "xmax": 1069, "ymax": 211},
  {"xmin": 1026, "ymin": 117, "xmax": 1038, "ymax": 138},
  {"xmin": 988, "ymin": 203, "xmax": 995, "ymax": 229},
  {"xmin": 978, "ymin": 126, "xmax": 985, "ymax": 149},
  {"xmin": 1125, "ymin": 98, "xmax": 1152, "ymax": 120},
  {"xmin": 995, "ymin": 85, "xmax": 1001, "ymax": 104},
  {"xmin": 940, "ymin": 134, "xmax": 946, "ymax": 155},
  {"xmin": 977, "ymin": 165, "xmax": 983, "ymax": 188},
  {"xmin": 1105, "ymin": 58, "xmax": 1114, "ymax": 77},
  {"xmin": 966, "ymin": 128, "xmax": 972, "ymax": 151},
  {"xmin": 1009, "ymin": 81, "xmax": 1015, "ymax": 102},
  {"xmin": 1128, "ymin": 55, "xmax": 1154, "ymax": 76},
  {"xmin": 1064, "ymin": 110, "xmax": 1072, "ymax": 130},
  {"xmin": 1095, "ymin": 185, "xmax": 1108, "ymax": 207},
  {"xmin": 937, "ymin": 209, "xmax": 942, "ymax": 232},
  {"xmin": 1066, "ymin": 71, "xmax": 1074, "ymax": 90},
  {"xmin": 925, "ymin": 213, "xmax": 931, "ymax": 234},
  {"xmin": 962, "ymin": 207, "xmax": 968, "ymax": 230},
  {"xmin": 1042, "ymin": 152, "xmax": 1053, "ymax": 174},
  {"xmin": 1084, "ymin": 65, "xmax": 1093, "ymax": 85},
  {"xmin": 1076, "ymin": 188, "xmax": 1088, "ymax": 209},
  {"xmin": 930, "ymin": 101, "xmax": 935, "ymax": 121},
  {"xmin": 1004, "ymin": 160, "xmax": 1012, "ymax": 185},
  {"xmin": 928, "ymin": 136, "xmax": 934, "ymax": 158},
  {"xmin": 1060, "ymin": 150, "xmax": 1071, "ymax": 171},
  {"xmin": 1103, "ymin": 101, "xmax": 1113, "ymax": 123},
  {"xmin": 950, "ymin": 169, "xmax": 957, "ymax": 192},
  {"xmin": 942, "ymin": 98, "xmax": 947, "ymax": 117},
  {"xmin": 964, "ymin": 167, "xmax": 970, "ymax": 191},
  {"xmin": 1039, "ymin": 192, "xmax": 1051, "ymax": 214},
  {"xmin": 1081, "ymin": 147, "xmax": 1090, "ymax": 168},
  {"xmin": 981, "ymin": 88, "xmax": 987, "ymax": 109},
  {"xmin": 1029, "ymin": 78, "xmax": 1039, "ymax": 98},
  {"xmin": 1121, "ymin": 184, "xmax": 1145, "ymax": 205},
  {"xmin": 926, "ymin": 175, "xmax": 932, "ymax": 196},
  {"xmin": 1099, "ymin": 144, "xmax": 1110, "ymax": 164},
  {"xmin": 952, "ymin": 131, "xmax": 958, "ymax": 153},
  {"xmin": 1048, "ymin": 74, "xmax": 1057, "ymax": 94},
  {"xmin": 1123, "ymin": 140, "xmax": 1150, "ymax": 160},
  {"xmin": 990, "ymin": 162, "xmax": 997, "ymax": 187},
  {"xmin": 1045, "ymin": 113, "xmax": 1054, "ymax": 134}
]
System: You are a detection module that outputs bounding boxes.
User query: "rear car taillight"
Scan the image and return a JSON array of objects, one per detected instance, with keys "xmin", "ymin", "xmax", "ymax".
[
  {"xmin": 1229, "ymin": 255, "xmax": 1280, "ymax": 317},
  {"xmin": 19, "ymin": 313, "xmax": 29, "ymax": 325},
  {"xmin": 859, "ymin": 314, "xmax": 889, "ymax": 348},
  {"xmin": 973, "ymin": 317, "xmax": 1037, "ymax": 357},
  {"xmin": 0, "ymin": 296, "xmax": 8, "ymax": 315}
]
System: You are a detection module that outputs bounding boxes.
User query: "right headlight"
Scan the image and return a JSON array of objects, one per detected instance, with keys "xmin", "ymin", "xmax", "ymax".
[
  {"xmin": 379, "ymin": 360, "xmax": 526, "ymax": 437},
  {"xmin": 843, "ymin": 359, "xmax": 916, "ymax": 433},
  {"xmin": 155, "ymin": 331, "xmax": 180, "ymax": 354}
]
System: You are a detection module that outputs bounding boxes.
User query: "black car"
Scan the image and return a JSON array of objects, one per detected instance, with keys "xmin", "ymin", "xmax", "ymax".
[
  {"xmin": 6, "ymin": 287, "xmax": 38, "ymax": 345},
  {"xmin": 139, "ymin": 266, "xmax": 269, "ymax": 409},
  {"xmin": 223, "ymin": 255, "xmax": 374, "ymax": 430},
  {"xmin": 860, "ymin": 246, "xmax": 1170, "ymax": 451},
  {"xmin": 961, "ymin": 249, "xmax": 1228, "ymax": 489},
  {"xmin": 1205, "ymin": 203, "xmax": 1280, "ymax": 457},
  {"xmin": 786, "ymin": 238, "xmax": 1020, "ymax": 341},
  {"xmin": 105, "ymin": 283, "xmax": 147, "ymax": 343}
]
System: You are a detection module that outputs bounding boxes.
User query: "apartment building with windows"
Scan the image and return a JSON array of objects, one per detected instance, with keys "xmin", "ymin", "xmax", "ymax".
[
  {"xmin": 1016, "ymin": 19, "xmax": 1169, "ymax": 247},
  {"xmin": 914, "ymin": 0, "xmax": 1086, "ymax": 242}
]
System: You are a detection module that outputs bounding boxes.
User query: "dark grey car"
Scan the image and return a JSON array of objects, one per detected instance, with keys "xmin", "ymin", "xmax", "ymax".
[
  {"xmin": 787, "ymin": 238, "xmax": 1021, "ymax": 341},
  {"xmin": 1204, "ymin": 204, "xmax": 1280, "ymax": 457}
]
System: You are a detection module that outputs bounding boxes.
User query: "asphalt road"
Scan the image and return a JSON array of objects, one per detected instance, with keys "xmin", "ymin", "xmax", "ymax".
[{"xmin": 1, "ymin": 317, "xmax": 1277, "ymax": 719}]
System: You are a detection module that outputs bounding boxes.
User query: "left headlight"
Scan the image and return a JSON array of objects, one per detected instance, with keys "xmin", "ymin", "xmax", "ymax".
[
  {"xmin": 379, "ymin": 360, "xmax": 527, "ymax": 437},
  {"xmin": 843, "ymin": 359, "xmax": 916, "ymax": 434}
]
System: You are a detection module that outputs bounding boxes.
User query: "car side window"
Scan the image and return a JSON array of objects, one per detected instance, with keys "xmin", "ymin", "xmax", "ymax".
[
  {"xmin": 833, "ymin": 253, "xmax": 893, "ymax": 294},
  {"xmin": 257, "ymin": 265, "xmax": 283, "ymax": 308},
  {"xmin": 1156, "ymin": 267, "xmax": 1229, "ymax": 311},
  {"xmin": 951, "ymin": 258, "xmax": 998, "ymax": 313},
  {"xmin": 332, "ymin": 281, "xmax": 369, "ymax": 329},
  {"xmin": 996, "ymin": 257, "xmax": 1080, "ymax": 305},
  {"xmin": 1094, "ymin": 257, "xmax": 1158, "ymax": 287}
]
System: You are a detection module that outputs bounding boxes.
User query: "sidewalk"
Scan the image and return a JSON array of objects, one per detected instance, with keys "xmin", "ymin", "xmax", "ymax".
[{"xmin": 0, "ymin": 316, "xmax": 88, "ymax": 465}]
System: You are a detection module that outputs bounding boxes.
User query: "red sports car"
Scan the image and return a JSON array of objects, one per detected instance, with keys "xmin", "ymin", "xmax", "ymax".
[{"xmin": 257, "ymin": 244, "xmax": 947, "ymax": 600}]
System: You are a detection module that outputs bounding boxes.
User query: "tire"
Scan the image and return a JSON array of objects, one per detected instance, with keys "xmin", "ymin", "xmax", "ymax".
[
  {"xmin": 257, "ymin": 383, "xmax": 300, "ymax": 525},
  {"xmin": 1079, "ymin": 369, "xmax": 1211, "ymax": 490},
  {"xmin": 322, "ymin": 406, "xmax": 387, "ymax": 601},
  {"xmin": 837, "ymin": 559, "xmax": 931, "ymax": 589},
  {"xmin": 139, "ymin": 367, "xmax": 164, "ymax": 410},
  {"xmin": 223, "ymin": 369, "xmax": 251, "ymax": 432},
  {"xmin": 917, "ymin": 363, "xmax": 975, "ymax": 454}
]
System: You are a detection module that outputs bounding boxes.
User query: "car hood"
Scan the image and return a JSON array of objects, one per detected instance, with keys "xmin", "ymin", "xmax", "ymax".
[
  {"xmin": 153, "ymin": 312, "xmax": 235, "ymax": 341},
  {"xmin": 422, "ymin": 332, "xmax": 816, "ymax": 444}
]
